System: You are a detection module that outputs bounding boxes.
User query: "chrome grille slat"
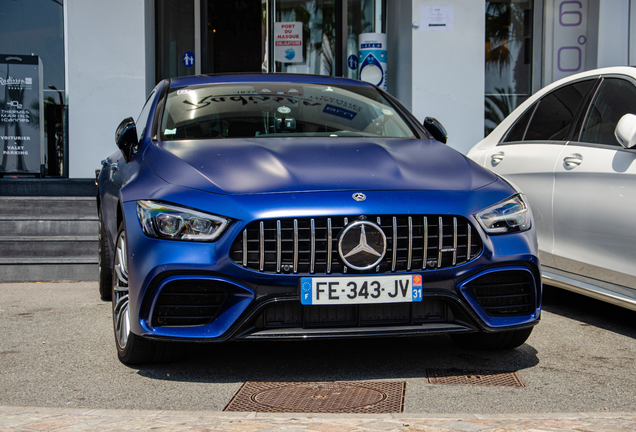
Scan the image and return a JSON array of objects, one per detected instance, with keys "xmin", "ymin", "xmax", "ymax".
[
  {"xmin": 392, "ymin": 217, "xmax": 397, "ymax": 272},
  {"xmin": 310, "ymin": 219, "xmax": 315, "ymax": 274},
  {"xmin": 422, "ymin": 216, "xmax": 428, "ymax": 270},
  {"xmin": 327, "ymin": 218, "xmax": 332, "ymax": 274},
  {"xmin": 437, "ymin": 216, "xmax": 443, "ymax": 269},
  {"xmin": 276, "ymin": 220, "xmax": 281, "ymax": 273},
  {"xmin": 293, "ymin": 219, "xmax": 298, "ymax": 274},
  {"xmin": 242, "ymin": 229, "xmax": 248, "ymax": 267},
  {"xmin": 259, "ymin": 222, "xmax": 264, "ymax": 272},
  {"xmin": 466, "ymin": 224, "xmax": 472, "ymax": 264},
  {"xmin": 407, "ymin": 216, "xmax": 413, "ymax": 271},
  {"xmin": 452, "ymin": 217, "xmax": 457, "ymax": 266},
  {"xmin": 231, "ymin": 214, "xmax": 482, "ymax": 275}
]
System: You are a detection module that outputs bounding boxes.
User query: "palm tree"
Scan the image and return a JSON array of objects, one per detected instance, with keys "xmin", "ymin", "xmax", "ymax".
[
  {"xmin": 485, "ymin": 2, "xmax": 526, "ymax": 73},
  {"xmin": 485, "ymin": 87, "xmax": 516, "ymax": 135},
  {"xmin": 484, "ymin": 2, "xmax": 529, "ymax": 135}
]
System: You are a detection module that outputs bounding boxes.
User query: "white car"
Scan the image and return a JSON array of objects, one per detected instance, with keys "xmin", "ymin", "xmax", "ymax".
[{"xmin": 468, "ymin": 66, "xmax": 636, "ymax": 311}]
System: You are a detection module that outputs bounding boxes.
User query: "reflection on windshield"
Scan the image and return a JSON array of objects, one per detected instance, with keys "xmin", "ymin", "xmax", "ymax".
[{"xmin": 160, "ymin": 83, "xmax": 416, "ymax": 140}]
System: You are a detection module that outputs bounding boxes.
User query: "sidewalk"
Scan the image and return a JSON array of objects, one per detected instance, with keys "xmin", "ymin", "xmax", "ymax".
[{"xmin": 1, "ymin": 406, "xmax": 635, "ymax": 431}]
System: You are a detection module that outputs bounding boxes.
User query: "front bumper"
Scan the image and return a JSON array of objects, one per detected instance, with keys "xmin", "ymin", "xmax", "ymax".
[{"xmin": 122, "ymin": 199, "xmax": 541, "ymax": 342}]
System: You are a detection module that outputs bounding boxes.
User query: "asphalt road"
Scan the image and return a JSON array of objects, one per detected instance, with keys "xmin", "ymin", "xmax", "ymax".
[{"xmin": 1, "ymin": 281, "xmax": 635, "ymax": 414}]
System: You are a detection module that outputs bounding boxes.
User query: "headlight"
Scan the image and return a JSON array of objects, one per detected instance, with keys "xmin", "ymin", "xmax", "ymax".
[
  {"xmin": 474, "ymin": 194, "xmax": 531, "ymax": 235},
  {"xmin": 136, "ymin": 200, "xmax": 230, "ymax": 241}
]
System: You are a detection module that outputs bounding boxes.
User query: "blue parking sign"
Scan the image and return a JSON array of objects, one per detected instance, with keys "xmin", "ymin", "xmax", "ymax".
[
  {"xmin": 347, "ymin": 54, "xmax": 358, "ymax": 70},
  {"xmin": 183, "ymin": 51, "xmax": 195, "ymax": 68}
]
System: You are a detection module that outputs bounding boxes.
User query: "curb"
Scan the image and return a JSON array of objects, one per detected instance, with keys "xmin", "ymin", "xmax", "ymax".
[{"xmin": 1, "ymin": 406, "xmax": 635, "ymax": 431}]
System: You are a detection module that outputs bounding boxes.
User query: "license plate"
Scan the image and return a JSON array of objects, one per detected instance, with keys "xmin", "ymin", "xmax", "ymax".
[{"xmin": 300, "ymin": 275, "xmax": 423, "ymax": 305}]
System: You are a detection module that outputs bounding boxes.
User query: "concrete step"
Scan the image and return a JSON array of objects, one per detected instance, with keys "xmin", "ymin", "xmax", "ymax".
[
  {"xmin": 0, "ymin": 236, "xmax": 97, "ymax": 259},
  {"xmin": 0, "ymin": 219, "xmax": 98, "ymax": 236},
  {"xmin": 0, "ymin": 195, "xmax": 100, "ymax": 282},
  {"xmin": 0, "ymin": 257, "xmax": 98, "ymax": 264},
  {"xmin": 0, "ymin": 196, "xmax": 97, "ymax": 218},
  {"xmin": 0, "ymin": 262, "xmax": 98, "ymax": 282}
]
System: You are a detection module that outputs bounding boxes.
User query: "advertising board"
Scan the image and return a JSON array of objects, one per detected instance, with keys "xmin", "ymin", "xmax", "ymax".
[{"xmin": 0, "ymin": 55, "xmax": 44, "ymax": 176}]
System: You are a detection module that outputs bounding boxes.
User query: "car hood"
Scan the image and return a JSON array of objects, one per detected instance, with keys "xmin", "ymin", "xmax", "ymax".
[{"xmin": 143, "ymin": 137, "xmax": 497, "ymax": 195}]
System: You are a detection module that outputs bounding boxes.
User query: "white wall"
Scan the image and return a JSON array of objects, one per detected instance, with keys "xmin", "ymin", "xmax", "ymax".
[
  {"xmin": 66, "ymin": 0, "xmax": 148, "ymax": 179},
  {"xmin": 410, "ymin": 0, "xmax": 485, "ymax": 154}
]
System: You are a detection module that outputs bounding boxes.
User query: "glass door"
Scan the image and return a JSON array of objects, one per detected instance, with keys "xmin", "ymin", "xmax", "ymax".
[
  {"xmin": 155, "ymin": 0, "xmax": 195, "ymax": 80},
  {"xmin": 484, "ymin": 0, "xmax": 534, "ymax": 135},
  {"xmin": 155, "ymin": 0, "xmax": 385, "ymax": 79},
  {"xmin": 273, "ymin": 0, "xmax": 337, "ymax": 75},
  {"xmin": 345, "ymin": 0, "xmax": 384, "ymax": 80},
  {"xmin": 205, "ymin": 0, "xmax": 266, "ymax": 74},
  {"xmin": 0, "ymin": 0, "xmax": 66, "ymax": 177}
]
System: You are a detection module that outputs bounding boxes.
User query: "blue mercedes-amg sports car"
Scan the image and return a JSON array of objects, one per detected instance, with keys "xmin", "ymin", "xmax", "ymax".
[{"xmin": 97, "ymin": 74, "xmax": 541, "ymax": 364}]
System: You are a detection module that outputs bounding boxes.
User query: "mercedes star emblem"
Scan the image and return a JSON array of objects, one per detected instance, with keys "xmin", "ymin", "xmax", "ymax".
[
  {"xmin": 338, "ymin": 220, "xmax": 386, "ymax": 270},
  {"xmin": 352, "ymin": 193, "xmax": 366, "ymax": 202}
]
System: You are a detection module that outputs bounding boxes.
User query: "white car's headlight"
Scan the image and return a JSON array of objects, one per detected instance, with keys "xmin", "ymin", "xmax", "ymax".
[
  {"xmin": 474, "ymin": 194, "xmax": 531, "ymax": 235},
  {"xmin": 137, "ymin": 200, "xmax": 230, "ymax": 241}
]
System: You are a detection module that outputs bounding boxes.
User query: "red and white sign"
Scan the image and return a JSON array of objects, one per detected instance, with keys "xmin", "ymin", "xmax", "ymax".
[{"xmin": 274, "ymin": 22, "xmax": 304, "ymax": 63}]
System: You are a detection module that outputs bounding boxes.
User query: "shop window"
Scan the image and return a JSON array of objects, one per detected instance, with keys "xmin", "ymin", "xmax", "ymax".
[
  {"xmin": 346, "ymin": 0, "xmax": 384, "ymax": 80},
  {"xmin": 485, "ymin": 1, "xmax": 533, "ymax": 136},
  {"xmin": 274, "ymin": 0, "xmax": 337, "ymax": 75},
  {"xmin": 155, "ymin": 1, "xmax": 384, "ymax": 80},
  {"xmin": 580, "ymin": 78, "xmax": 636, "ymax": 146},
  {"xmin": 206, "ymin": 0, "xmax": 265, "ymax": 74},
  {"xmin": 155, "ymin": 0, "xmax": 195, "ymax": 81},
  {"xmin": 0, "ymin": 0, "xmax": 66, "ymax": 177}
]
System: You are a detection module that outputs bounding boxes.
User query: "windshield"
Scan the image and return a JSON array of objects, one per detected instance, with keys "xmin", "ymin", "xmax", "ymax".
[{"xmin": 159, "ymin": 82, "xmax": 417, "ymax": 140}]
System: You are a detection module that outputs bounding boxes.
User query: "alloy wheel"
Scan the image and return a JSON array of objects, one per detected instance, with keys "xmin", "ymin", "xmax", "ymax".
[{"xmin": 113, "ymin": 230, "xmax": 130, "ymax": 349}]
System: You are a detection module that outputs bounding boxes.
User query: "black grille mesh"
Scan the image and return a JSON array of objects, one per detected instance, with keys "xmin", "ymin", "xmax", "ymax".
[
  {"xmin": 259, "ymin": 299, "xmax": 447, "ymax": 329},
  {"xmin": 470, "ymin": 270, "xmax": 535, "ymax": 316},
  {"xmin": 152, "ymin": 280, "xmax": 227, "ymax": 327},
  {"xmin": 230, "ymin": 215, "xmax": 482, "ymax": 275}
]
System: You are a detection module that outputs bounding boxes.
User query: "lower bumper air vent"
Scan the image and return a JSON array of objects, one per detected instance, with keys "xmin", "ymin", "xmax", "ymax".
[
  {"xmin": 256, "ymin": 299, "xmax": 448, "ymax": 329},
  {"xmin": 469, "ymin": 270, "xmax": 535, "ymax": 316},
  {"xmin": 152, "ymin": 280, "xmax": 227, "ymax": 327}
]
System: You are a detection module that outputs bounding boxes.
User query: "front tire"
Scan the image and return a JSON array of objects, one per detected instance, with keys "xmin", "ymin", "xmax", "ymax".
[
  {"xmin": 451, "ymin": 327, "xmax": 533, "ymax": 351},
  {"xmin": 98, "ymin": 208, "xmax": 112, "ymax": 301},
  {"xmin": 112, "ymin": 222, "xmax": 183, "ymax": 365}
]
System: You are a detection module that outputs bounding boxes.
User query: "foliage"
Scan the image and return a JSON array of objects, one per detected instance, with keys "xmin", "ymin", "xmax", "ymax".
[{"xmin": 485, "ymin": 87, "xmax": 516, "ymax": 136}]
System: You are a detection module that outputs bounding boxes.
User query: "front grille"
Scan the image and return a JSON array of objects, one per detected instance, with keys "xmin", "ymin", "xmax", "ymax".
[
  {"xmin": 257, "ymin": 299, "xmax": 447, "ymax": 329},
  {"xmin": 152, "ymin": 280, "xmax": 227, "ymax": 327},
  {"xmin": 470, "ymin": 270, "xmax": 535, "ymax": 316},
  {"xmin": 230, "ymin": 215, "xmax": 482, "ymax": 275}
]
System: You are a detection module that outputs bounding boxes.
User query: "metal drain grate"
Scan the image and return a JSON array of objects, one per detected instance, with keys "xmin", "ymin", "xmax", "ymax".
[
  {"xmin": 426, "ymin": 369, "xmax": 525, "ymax": 387},
  {"xmin": 224, "ymin": 381, "xmax": 406, "ymax": 413}
]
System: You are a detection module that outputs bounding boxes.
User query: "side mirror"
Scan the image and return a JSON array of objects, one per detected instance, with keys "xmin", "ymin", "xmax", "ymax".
[
  {"xmin": 115, "ymin": 117, "xmax": 139, "ymax": 162},
  {"xmin": 423, "ymin": 117, "xmax": 448, "ymax": 144},
  {"xmin": 615, "ymin": 113, "xmax": 636, "ymax": 149}
]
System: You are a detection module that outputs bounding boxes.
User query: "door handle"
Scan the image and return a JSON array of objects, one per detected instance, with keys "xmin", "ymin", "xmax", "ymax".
[
  {"xmin": 491, "ymin": 151, "xmax": 505, "ymax": 165},
  {"xmin": 563, "ymin": 154, "xmax": 583, "ymax": 167}
]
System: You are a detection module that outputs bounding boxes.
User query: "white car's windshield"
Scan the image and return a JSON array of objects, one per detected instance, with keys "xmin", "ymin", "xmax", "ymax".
[{"xmin": 160, "ymin": 82, "xmax": 416, "ymax": 140}]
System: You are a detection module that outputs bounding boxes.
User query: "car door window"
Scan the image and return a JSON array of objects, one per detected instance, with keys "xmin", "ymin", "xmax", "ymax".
[
  {"xmin": 503, "ymin": 102, "xmax": 536, "ymax": 142},
  {"xmin": 136, "ymin": 90, "xmax": 157, "ymax": 142},
  {"xmin": 579, "ymin": 78, "xmax": 636, "ymax": 146},
  {"xmin": 522, "ymin": 79, "xmax": 595, "ymax": 142}
]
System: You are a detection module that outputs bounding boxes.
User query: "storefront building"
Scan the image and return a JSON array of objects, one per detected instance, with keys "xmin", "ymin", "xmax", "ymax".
[{"xmin": 1, "ymin": 0, "xmax": 635, "ymax": 183}]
